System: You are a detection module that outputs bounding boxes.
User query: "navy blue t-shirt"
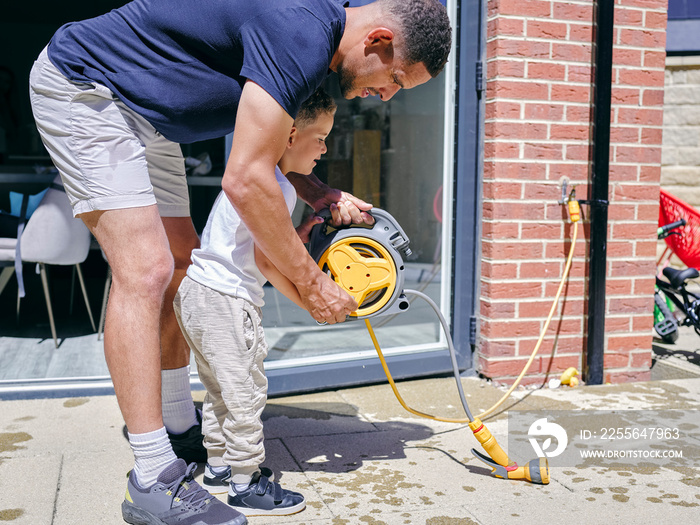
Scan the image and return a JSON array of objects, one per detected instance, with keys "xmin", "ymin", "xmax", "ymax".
[{"xmin": 47, "ymin": 0, "xmax": 346, "ymax": 144}]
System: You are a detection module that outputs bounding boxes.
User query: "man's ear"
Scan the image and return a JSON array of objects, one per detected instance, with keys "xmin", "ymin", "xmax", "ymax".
[
  {"xmin": 364, "ymin": 27, "xmax": 394, "ymax": 47},
  {"xmin": 287, "ymin": 126, "xmax": 298, "ymax": 148}
]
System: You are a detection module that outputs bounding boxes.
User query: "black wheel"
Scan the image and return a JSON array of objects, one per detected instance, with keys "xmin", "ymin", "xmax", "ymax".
[{"xmin": 654, "ymin": 293, "xmax": 679, "ymax": 344}]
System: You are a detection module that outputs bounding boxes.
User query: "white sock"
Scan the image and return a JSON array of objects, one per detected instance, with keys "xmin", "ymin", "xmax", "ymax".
[
  {"xmin": 161, "ymin": 365, "xmax": 198, "ymax": 434},
  {"xmin": 129, "ymin": 427, "xmax": 178, "ymax": 487}
]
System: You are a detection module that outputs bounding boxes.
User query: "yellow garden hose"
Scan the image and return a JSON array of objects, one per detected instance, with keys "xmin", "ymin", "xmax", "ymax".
[{"xmin": 366, "ymin": 198, "xmax": 581, "ymax": 424}]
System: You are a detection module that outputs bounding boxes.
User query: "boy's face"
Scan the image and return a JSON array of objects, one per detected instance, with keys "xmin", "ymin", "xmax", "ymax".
[{"xmin": 283, "ymin": 111, "xmax": 335, "ymax": 175}]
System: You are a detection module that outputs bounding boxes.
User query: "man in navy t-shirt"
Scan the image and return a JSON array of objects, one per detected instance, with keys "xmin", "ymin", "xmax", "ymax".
[{"xmin": 29, "ymin": 1, "xmax": 451, "ymax": 523}]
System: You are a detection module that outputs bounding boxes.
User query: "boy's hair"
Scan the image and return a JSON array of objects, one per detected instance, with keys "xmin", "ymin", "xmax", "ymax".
[
  {"xmin": 379, "ymin": 0, "xmax": 452, "ymax": 78},
  {"xmin": 295, "ymin": 88, "xmax": 337, "ymax": 128}
]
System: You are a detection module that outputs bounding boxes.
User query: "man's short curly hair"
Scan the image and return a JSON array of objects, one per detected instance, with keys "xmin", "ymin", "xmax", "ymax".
[
  {"xmin": 295, "ymin": 88, "xmax": 337, "ymax": 128},
  {"xmin": 380, "ymin": 0, "xmax": 452, "ymax": 78}
]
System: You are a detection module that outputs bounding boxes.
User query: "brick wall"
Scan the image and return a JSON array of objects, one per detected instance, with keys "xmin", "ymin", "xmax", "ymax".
[{"xmin": 479, "ymin": 0, "xmax": 667, "ymax": 385}]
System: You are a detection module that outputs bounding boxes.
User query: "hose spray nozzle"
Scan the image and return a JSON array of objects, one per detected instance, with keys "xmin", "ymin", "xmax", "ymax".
[{"xmin": 469, "ymin": 418, "xmax": 550, "ymax": 485}]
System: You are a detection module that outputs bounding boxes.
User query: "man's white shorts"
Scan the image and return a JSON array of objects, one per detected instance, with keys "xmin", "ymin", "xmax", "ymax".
[{"xmin": 29, "ymin": 47, "xmax": 190, "ymax": 218}]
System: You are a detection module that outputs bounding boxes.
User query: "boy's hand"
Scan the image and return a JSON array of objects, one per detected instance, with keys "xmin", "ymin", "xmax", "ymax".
[{"xmin": 296, "ymin": 214, "xmax": 324, "ymax": 243}]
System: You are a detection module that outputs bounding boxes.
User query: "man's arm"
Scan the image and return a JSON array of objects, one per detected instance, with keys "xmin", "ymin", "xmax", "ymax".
[
  {"xmin": 286, "ymin": 172, "xmax": 375, "ymax": 226},
  {"xmin": 222, "ymin": 81, "xmax": 357, "ymax": 324}
]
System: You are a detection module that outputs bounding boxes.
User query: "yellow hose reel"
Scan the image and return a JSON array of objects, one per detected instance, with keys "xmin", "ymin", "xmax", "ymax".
[{"xmin": 308, "ymin": 208, "xmax": 412, "ymax": 319}]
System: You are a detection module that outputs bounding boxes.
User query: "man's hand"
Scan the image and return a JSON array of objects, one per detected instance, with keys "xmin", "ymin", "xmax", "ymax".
[
  {"xmin": 287, "ymin": 173, "xmax": 375, "ymax": 227},
  {"xmin": 301, "ymin": 272, "xmax": 358, "ymax": 324}
]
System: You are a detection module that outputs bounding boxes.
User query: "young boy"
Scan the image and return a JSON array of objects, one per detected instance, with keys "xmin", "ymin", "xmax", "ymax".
[{"xmin": 173, "ymin": 89, "xmax": 337, "ymax": 517}]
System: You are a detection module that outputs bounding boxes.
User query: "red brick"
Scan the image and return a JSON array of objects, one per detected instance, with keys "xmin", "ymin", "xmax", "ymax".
[
  {"xmin": 484, "ymin": 141, "xmax": 520, "ymax": 159},
  {"xmin": 604, "ymin": 352, "xmax": 630, "ymax": 368},
  {"xmin": 633, "ymin": 276, "xmax": 655, "ymax": 296},
  {"xmin": 641, "ymin": 128, "xmax": 663, "ymax": 145},
  {"xmin": 607, "ymin": 334, "xmax": 653, "ymax": 351},
  {"xmin": 568, "ymin": 65, "xmax": 592, "ymax": 83},
  {"xmin": 490, "ymin": 80, "xmax": 550, "ymax": 100},
  {"xmin": 569, "ymin": 23, "xmax": 593, "ymax": 42},
  {"xmin": 610, "ymin": 126, "xmax": 640, "ymax": 144},
  {"xmin": 642, "ymin": 51, "xmax": 666, "ymax": 70},
  {"xmin": 617, "ymin": 107, "xmax": 663, "ymax": 127},
  {"xmin": 635, "ymin": 240, "xmax": 657, "ymax": 257},
  {"xmin": 608, "ymin": 204, "xmax": 637, "ymax": 221},
  {"xmin": 482, "ymin": 279, "xmax": 545, "ymax": 301},
  {"xmin": 639, "ymin": 165, "xmax": 661, "ymax": 183},
  {"xmin": 612, "ymin": 183, "xmax": 659, "ymax": 202},
  {"xmin": 490, "ymin": 121, "xmax": 549, "ymax": 140},
  {"xmin": 550, "ymin": 124, "xmax": 590, "ymax": 141},
  {"xmin": 641, "ymin": 88, "xmax": 665, "ymax": 106},
  {"xmin": 607, "ymin": 256, "xmax": 655, "ymax": 275},
  {"xmin": 551, "ymin": 83, "xmax": 591, "ymax": 103},
  {"xmin": 617, "ymin": 68, "xmax": 665, "ymax": 88},
  {"xmin": 483, "ymin": 180, "xmax": 523, "ymax": 200},
  {"xmin": 617, "ymin": 28, "xmax": 666, "ymax": 49},
  {"xmin": 614, "ymin": 7, "xmax": 644, "ymax": 27},
  {"xmin": 613, "ymin": 48, "xmax": 644, "ymax": 67},
  {"xmin": 607, "ymin": 297, "xmax": 655, "ymax": 315},
  {"xmin": 607, "ymin": 240, "xmax": 635, "ymax": 257},
  {"xmin": 487, "ymin": 201, "xmax": 548, "ymax": 221},
  {"xmin": 482, "ymin": 221, "xmax": 519, "ymax": 238},
  {"xmin": 630, "ymin": 351, "xmax": 652, "ymax": 368},
  {"xmin": 491, "ymin": 161, "xmax": 548, "ymax": 180},
  {"xmin": 522, "ymin": 182, "xmax": 561, "ymax": 200},
  {"xmin": 485, "ymin": 240, "xmax": 546, "ymax": 260},
  {"xmin": 552, "ymin": 2, "xmax": 593, "ymax": 22},
  {"xmin": 521, "ymin": 221, "xmax": 564, "ymax": 240},
  {"xmin": 605, "ymin": 278, "xmax": 633, "ymax": 295},
  {"xmin": 488, "ymin": 16, "xmax": 525, "ymax": 37},
  {"xmin": 538, "ymin": 355, "xmax": 583, "ymax": 375},
  {"xmin": 493, "ymin": 39, "xmax": 551, "ymax": 60},
  {"xmin": 525, "ymin": 102, "xmax": 564, "ymax": 121},
  {"xmin": 488, "ymin": 59, "xmax": 526, "ymax": 79},
  {"xmin": 609, "ymin": 164, "xmax": 638, "ymax": 181},
  {"xmin": 632, "ymin": 313, "xmax": 654, "ymax": 332},
  {"xmin": 615, "ymin": 145, "xmax": 661, "ymax": 164},
  {"xmin": 528, "ymin": 61, "xmax": 566, "ymax": 80},
  {"xmin": 527, "ymin": 20, "xmax": 567, "ymax": 39},
  {"xmin": 548, "ymin": 162, "xmax": 588, "ymax": 180},
  {"xmin": 485, "ymin": 100, "xmax": 522, "ymax": 120},
  {"xmin": 479, "ymin": 356, "xmax": 539, "ymax": 379},
  {"xmin": 611, "ymin": 87, "xmax": 641, "ymax": 105},
  {"xmin": 565, "ymin": 105, "xmax": 592, "ymax": 123},
  {"xmin": 564, "ymin": 144, "xmax": 590, "ymax": 161},
  {"xmin": 524, "ymin": 143, "xmax": 564, "ymax": 160},
  {"xmin": 481, "ymin": 261, "xmax": 519, "ymax": 280},
  {"xmin": 645, "ymin": 10, "xmax": 667, "ymax": 29},
  {"xmin": 478, "ymin": 339, "xmax": 517, "ymax": 358},
  {"xmin": 605, "ymin": 316, "xmax": 631, "ymax": 332},
  {"xmin": 496, "ymin": 0, "xmax": 553, "ymax": 18},
  {"xmin": 482, "ymin": 319, "xmax": 543, "ymax": 338},
  {"xmin": 519, "ymin": 261, "xmax": 563, "ymax": 279},
  {"xmin": 636, "ymin": 202, "xmax": 660, "ymax": 220},
  {"xmin": 552, "ymin": 43, "xmax": 591, "ymax": 63}
]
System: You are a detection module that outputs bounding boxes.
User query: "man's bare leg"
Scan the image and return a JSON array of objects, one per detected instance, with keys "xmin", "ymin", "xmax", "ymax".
[{"xmin": 81, "ymin": 206, "xmax": 174, "ymax": 433}]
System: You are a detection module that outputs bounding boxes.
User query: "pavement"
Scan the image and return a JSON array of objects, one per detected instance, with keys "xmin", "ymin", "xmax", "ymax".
[{"xmin": 1, "ymin": 347, "xmax": 699, "ymax": 525}]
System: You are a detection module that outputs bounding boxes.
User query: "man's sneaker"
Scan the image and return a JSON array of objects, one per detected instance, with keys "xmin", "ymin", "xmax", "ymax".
[
  {"xmin": 227, "ymin": 471, "xmax": 305, "ymax": 516},
  {"xmin": 122, "ymin": 458, "xmax": 247, "ymax": 525},
  {"xmin": 203, "ymin": 465, "xmax": 274, "ymax": 495},
  {"xmin": 168, "ymin": 409, "xmax": 207, "ymax": 464}
]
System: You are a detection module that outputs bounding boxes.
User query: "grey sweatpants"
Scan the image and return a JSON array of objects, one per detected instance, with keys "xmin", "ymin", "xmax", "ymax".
[{"xmin": 174, "ymin": 276, "xmax": 268, "ymax": 483}]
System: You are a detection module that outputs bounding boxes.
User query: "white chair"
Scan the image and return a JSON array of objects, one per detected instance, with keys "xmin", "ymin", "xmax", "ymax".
[{"xmin": 0, "ymin": 176, "xmax": 96, "ymax": 347}]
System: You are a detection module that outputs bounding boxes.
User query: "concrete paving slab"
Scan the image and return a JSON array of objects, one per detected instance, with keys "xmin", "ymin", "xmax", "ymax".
[{"xmin": 0, "ymin": 454, "xmax": 60, "ymax": 525}]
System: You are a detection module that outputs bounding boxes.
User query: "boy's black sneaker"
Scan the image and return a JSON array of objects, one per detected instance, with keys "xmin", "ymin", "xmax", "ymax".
[
  {"xmin": 227, "ymin": 471, "xmax": 305, "ymax": 516},
  {"xmin": 122, "ymin": 458, "xmax": 247, "ymax": 525},
  {"xmin": 168, "ymin": 409, "xmax": 207, "ymax": 464}
]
